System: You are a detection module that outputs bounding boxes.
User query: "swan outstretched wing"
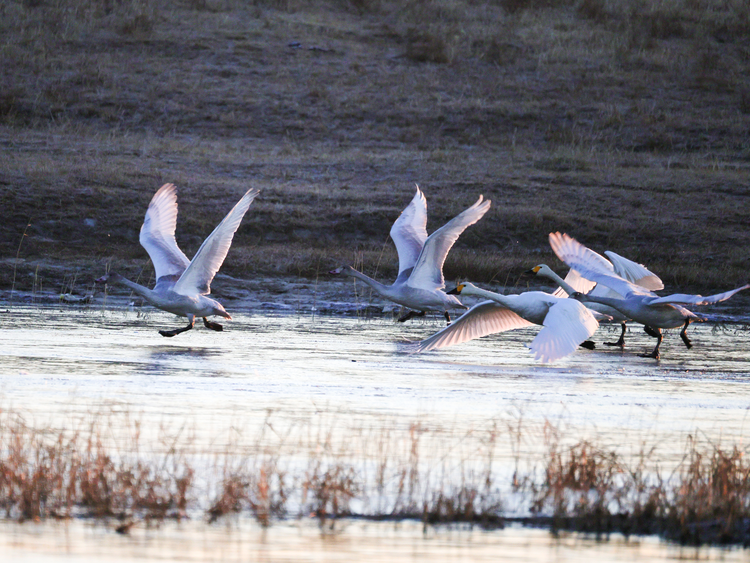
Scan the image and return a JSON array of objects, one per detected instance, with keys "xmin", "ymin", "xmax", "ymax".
[
  {"xmin": 415, "ymin": 300, "xmax": 533, "ymax": 353},
  {"xmin": 647, "ymin": 284, "xmax": 750, "ymax": 306},
  {"xmin": 408, "ymin": 196, "xmax": 491, "ymax": 290},
  {"xmin": 173, "ymin": 188, "xmax": 259, "ymax": 296},
  {"xmin": 140, "ymin": 183, "xmax": 191, "ymax": 280},
  {"xmin": 528, "ymin": 299, "xmax": 599, "ymax": 363},
  {"xmin": 390, "ymin": 186, "xmax": 428, "ymax": 276},
  {"xmin": 549, "ymin": 232, "xmax": 655, "ymax": 299},
  {"xmin": 605, "ymin": 251, "xmax": 663, "ymax": 291}
]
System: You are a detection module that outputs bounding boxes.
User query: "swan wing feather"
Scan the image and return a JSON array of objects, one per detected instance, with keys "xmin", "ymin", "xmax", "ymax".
[
  {"xmin": 549, "ymin": 232, "xmax": 655, "ymax": 299},
  {"xmin": 407, "ymin": 195, "xmax": 491, "ymax": 290},
  {"xmin": 604, "ymin": 250, "xmax": 664, "ymax": 291},
  {"xmin": 139, "ymin": 183, "xmax": 191, "ymax": 280},
  {"xmin": 390, "ymin": 186, "xmax": 428, "ymax": 276},
  {"xmin": 173, "ymin": 188, "xmax": 259, "ymax": 296},
  {"xmin": 529, "ymin": 299, "xmax": 599, "ymax": 363},
  {"xmin": 648, "ymin": 284, "xmax": 750, "ymax": 306},
  {"xmin": 416, "ymin": 300, "xmax": 533, "ymax": 353}
]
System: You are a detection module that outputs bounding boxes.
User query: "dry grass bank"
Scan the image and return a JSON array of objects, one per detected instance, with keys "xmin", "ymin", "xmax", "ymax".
[
  {"xmin": 2, "ymin": 408, "xmax": 750, "ymax": 546},
  {"xmin": 1, "ymin": 0, "xmax": 749, "ymax": 295}
]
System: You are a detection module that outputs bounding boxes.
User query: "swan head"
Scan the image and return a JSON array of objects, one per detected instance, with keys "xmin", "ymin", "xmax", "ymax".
[
  {"xmin": 96, "ymin": 272, "xmax": 121, "ymax": 284},
  {"xmin": 447, "ymin": 282, "xmax": 479, "ymax": 295},
  {"xmin": 525, "ymin": 264, "xmax": 553, "ymax": 278},
  {"xmin": 446, "ymin": 282, "xmax": 464, "ymax": 295},
  {"xmin": 329, "ymin": 265, "xmax": 353, "ymax": 276},
  {"xmin": 570, "ymin": 291, "xmax": 587, "ymax": 302},
  {"xmin": 212, "ymin": 302, "xmax": 232, "ymax": 320}
]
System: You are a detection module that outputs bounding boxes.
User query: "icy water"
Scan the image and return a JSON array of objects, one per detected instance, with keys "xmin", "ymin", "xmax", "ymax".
[{"xmin": 1, "ymin": 303, "xmax": 750, "ymax": 562}]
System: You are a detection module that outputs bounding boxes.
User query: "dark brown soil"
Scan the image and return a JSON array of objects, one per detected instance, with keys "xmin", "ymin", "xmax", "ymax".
[{"xmin": 2, "ymin": 0, "xmax": 749, "ymax": 297}]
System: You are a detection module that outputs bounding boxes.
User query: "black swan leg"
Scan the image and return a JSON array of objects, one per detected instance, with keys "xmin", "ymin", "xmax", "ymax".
[
  {"xmin": 679, "ymin": 318, "xmax": 693, "ymax": 349},
  {"xmin": 604, "ymin": 322, "xmax": 627, "ymax": 347},
  {"xmin": 203, "ymin": 318, "xmax": 224, "ymax": 332},
  {"xmin": 398, "ymin": 310, "xmax": 426, "ymax": 323},
  {"xmin": 639, "ymin": 325, "xmax": 662, "ymax": 359},
  {"xmin": 159, "ymin": 318, "xmax": 195, "ymax": 338},
  {"xmin": 444, "ymin": 311, "xmax": 451, "ymax": 325}
]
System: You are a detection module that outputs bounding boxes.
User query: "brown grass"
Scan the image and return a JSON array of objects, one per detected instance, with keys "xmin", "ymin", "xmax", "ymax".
[
  {"xmin": 2, "ymin": 408, "xmax": 750, "ymax": 544},
  {"xmin": 0, "ymin": 0, "xmax": 749, "ymax": 295}
]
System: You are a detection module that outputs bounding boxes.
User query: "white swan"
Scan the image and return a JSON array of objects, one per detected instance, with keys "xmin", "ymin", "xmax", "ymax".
[
  {"xmin": 549, "ymin": 232, "xmax": 750, "ymax": 359},
  {"xmin": 97, "ymin": 183, "xmax": 259, "ymax": 337},
  {"xmin": 415, "ymin": 282, "xmax": 599, "ymax": 363},
  {"xmin": 527, "ymin": 248, "xmax": 663, "ymax": 346},
  {"xmin": 331, "ymin": 186, "xmax": 491, "ymax": 324}
]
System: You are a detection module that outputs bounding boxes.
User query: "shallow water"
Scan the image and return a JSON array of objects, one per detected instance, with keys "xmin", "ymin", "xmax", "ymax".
[
  {"xmin": 1, "ymin": 303, "xmax": 750, "ymax": 561},
  {"xmin": 2, "ymin": 520, "xmax": 749, "ymax": 563}
]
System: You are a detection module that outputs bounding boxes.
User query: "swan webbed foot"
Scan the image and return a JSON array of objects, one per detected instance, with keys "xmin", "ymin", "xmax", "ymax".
[
  {"xmin": 640, "ymin": 325, "xmax": 662, "ymax": 359},
  {"xmin": 398, "ymin": 310, "xmax": 426, "ymax": 323},
  {"xmin": 203, "ymin": 318, "xmax": 224, "ymax": 332},
  {"xmin": 579, "ymin": 340, "xmax": 596, "ymax": 350},
  {"xmin": 639, "ymin": 349, "xmax": 660, "ymax": 360},
  {"xmin": 159, "ymin": 318, "xmax": 195, "ymax": 337},
  {"xmin": 604, "ymin": 323, "xmax": 626, "ymax": 347}
]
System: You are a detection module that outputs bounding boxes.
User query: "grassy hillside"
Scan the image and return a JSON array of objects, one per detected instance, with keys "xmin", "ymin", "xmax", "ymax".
[{"xmin": 1, "ymin": 0, "xmax": 749, "ymax": 295}]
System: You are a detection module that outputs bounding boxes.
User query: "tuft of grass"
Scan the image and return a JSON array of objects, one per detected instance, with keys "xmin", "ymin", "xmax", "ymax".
[{"xmin": 2, "ymin": 408, "xmax": 750, "ymax": 545}]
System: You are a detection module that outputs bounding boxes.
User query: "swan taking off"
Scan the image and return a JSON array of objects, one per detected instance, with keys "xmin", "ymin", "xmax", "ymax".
[
  {"xmin": 415, "ymin": 281, "xmax": 599, "ymax": 363},
  {"xmin": 331, "ymin": 186, "xmax": 491, "ymax": 324},
  {"xmin": 97, "ymin": 183, "xmax": 259, "ymax": 337},
  {"xmin": 527, "ymin": 248, "xmax": 663, "ymax": 347},
  {"xmin": 549, "ymin": 232, "xmax": 750, "ymax": 359}
]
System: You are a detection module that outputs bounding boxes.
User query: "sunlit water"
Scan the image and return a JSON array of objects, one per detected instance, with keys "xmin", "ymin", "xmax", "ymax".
[{"xmin": 1, "ymin": 303, "xmax": 750, "ymax": 562}]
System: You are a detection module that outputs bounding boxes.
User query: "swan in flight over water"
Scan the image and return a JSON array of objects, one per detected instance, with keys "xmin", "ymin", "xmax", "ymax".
[
  {"xmin": 415, "ymin": 281, "xmax": 599, "ymax": 363},
  {"xmin": 97, "ymin": 183, "xmax": 259, "ymax": 337},
  {"xmin": 549, "ymin": 232, "xmax": 750, "ymax": 359},
  {"xmin": 527, "ymin": 248, "xmax": 663, "ymax": 347},
  {"xmin": 331, "ymin": 186, "xmax": 491, "ymax": 324}
]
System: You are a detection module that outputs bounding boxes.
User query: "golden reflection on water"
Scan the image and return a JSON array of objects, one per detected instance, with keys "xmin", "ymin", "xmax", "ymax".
[{"xmin": 1, "ymin": 519, "xmax": 747, "ymax": 563}]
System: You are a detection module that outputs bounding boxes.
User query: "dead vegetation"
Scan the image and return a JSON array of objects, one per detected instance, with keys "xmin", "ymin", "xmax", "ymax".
[
  {"xmin": 0, "ymin": 0, "xmax": 748, "ymax": 296},
  {"xmin": 1, "ymin": 408, "xmax": 750, "ymax": 545}
]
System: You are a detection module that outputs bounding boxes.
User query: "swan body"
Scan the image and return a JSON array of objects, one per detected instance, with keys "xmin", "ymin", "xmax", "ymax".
[
  {"xmin": 416, "ymin": 282, "xmax": 599, "ymax": 363},
  {"xmin": 549, "ymin": 232, "xmax": 750, "ymax": 359},
  {"xmin": 97, "ymin": 183, "xmax": 259, "ymax": 336},
  {"xmin": 331, "ymin": 186, "xmax": 491, "ymax": 323},
  {"xmin": 528, "ymin": 249, "xmax": 663, "ymax": 347}
]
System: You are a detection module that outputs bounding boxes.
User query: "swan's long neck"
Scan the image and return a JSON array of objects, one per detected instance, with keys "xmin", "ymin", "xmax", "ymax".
[
  {"xmin": 539, "ymin": 269, "xmax": 576, "ymax": 296},
  {"xmin": 578, "ymin": 293, "xmax": 621, "ymax": 309},
  {"xmin": 463, "ymin": 285, "xmax": 510, "ymax": 307},
  {"xmin": 342, "ymin": 267, "xmax": 392, "ymax": 298}
]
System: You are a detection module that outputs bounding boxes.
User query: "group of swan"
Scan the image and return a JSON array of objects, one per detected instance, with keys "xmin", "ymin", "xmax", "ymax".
[{"xmin": 99, "ymin": 184, "xmax": 748, "ymax": 362}]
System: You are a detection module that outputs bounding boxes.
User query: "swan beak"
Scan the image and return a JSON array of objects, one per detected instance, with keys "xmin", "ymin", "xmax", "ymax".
[
  {"xmin": 524, "ymin": 266, "xmax": 541, "ymax": 276},
  {"xmin": 447, "ymin": 283, "xmax": 465, "ymax": 295}
]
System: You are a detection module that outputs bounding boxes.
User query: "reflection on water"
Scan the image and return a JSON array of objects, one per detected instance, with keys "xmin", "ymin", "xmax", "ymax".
[
  {"xmin": 1, "ymin": 519, "xmax": 748, "ymax": 563},
  {"xmin": 1, "ymin": 305, "xmax": 750, "ymax": 560}
]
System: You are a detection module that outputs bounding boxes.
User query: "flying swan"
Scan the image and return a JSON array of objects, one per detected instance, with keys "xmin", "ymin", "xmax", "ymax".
[
  {"xmin": 549, "ymin": 232, "xmax": 750, "ymax": 359},
  {"xmin": 527, "ymin": 248, "xmax": 663, "ymax": 347},
  {"xmin": 97, "ymin": 183, "xmax": 259, "ymax": 337},
  {"xmin": 415, "ymin": 281, "xmax": 599, "ymax": 363},
  {"xmin": 331, "ymin": 186, "xmax": 491, "ymax": 324}
]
